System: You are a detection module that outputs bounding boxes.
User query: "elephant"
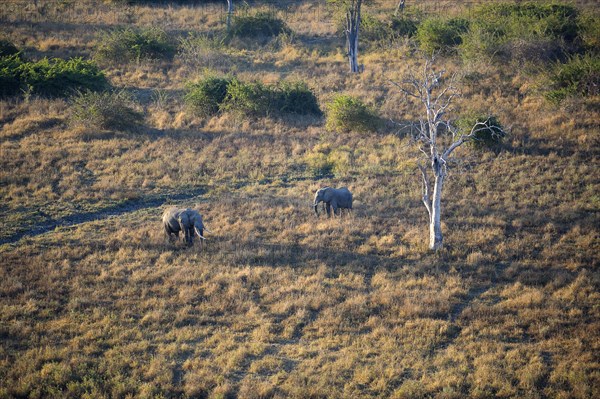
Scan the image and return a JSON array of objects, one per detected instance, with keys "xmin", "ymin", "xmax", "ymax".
[
  {"xmin": 162, "ymin": 207, "xmax": 208, "ymax": 247},
  {"xmin": 313, "ymin": 187, "xmax": 353, "ymax": 217}
]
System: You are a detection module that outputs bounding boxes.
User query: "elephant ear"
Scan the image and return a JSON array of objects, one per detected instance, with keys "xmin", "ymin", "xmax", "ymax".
[{"xmin": 323, "ymin": 187, "xmax": 334, "ymax": 202}]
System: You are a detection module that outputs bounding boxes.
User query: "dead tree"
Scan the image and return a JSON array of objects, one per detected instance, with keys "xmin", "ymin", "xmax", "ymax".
[
  {"xmin": 345, "ymin": 0, "xmax": 362, "ymax": 73},
  {"xmin": 391, "ymin": 56, "xmax": 504, "ymax": 251},
  {"xmin": 226, "ymin": 0, "xmax": 233, "ymax": 31}
]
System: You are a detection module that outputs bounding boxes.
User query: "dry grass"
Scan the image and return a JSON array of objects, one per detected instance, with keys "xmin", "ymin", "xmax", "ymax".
[{"xmin": 0, "ymin": 1, "xmax": 599, "ymax": 398}]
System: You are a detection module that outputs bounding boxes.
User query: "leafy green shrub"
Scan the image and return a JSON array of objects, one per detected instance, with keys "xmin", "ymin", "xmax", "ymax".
[
  {"xmin": 274, "ymin": 81, "xmax": 321, "ymax": 116},
  {"xmin": 0, "ymin": 55, "xmax": 108, "ymax": 98},
  {"xmin": 577, "ymin": 12, "xmax": 600, "ymax": 53},
  {"xmin": 0, "ymin": 54, "xmax": 24, "ymax": 97},
  {"xmin": 325, "ymin": 94, "xmax": 381, "ymax": 133},
  {"xmin": 460, "ymin": 3, "xmax": 580, "ymax": 64},
  {"xmin": 0, "ymin": 39, "xmax": 19, "ymax": 58},
  {"xmin": 229, "ymin": 11, "xmax": 290, "ymax": 39},
  {"xmin": 457, "ymin": 114, "xmax": 505, "ymax": 151},
  {"xmin": 546, "ymin": 54, "xmax": 600, "ymax": 104},
  {"xmin": 416, "ymin": 17, "xmax": 469, "ymax": 54},
  {"xmin": 389, "ymin": 14, "xmax": 420, "ymax": 38},
  {"xmin": 219, "ymin": 79, "xmax": 321, "ymax": 118},
  {"xmin": 95, "ymin": 27, "xmax": 176, "ymax": 64},
  {"xmin": 69, "ymin": 90, "xmax": 143, "ymax": 131},
  {"xmin": 184, "ymin": 75, "xmax": 231, "ymax": 117}
]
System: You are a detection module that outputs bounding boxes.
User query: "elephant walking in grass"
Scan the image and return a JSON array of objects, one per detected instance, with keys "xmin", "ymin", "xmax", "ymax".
[
  {"xmin": 162, "ymin": 207, "xmax": 208, "ymax": 248},
  {"xmin": 314, "ymin": 187, "xmax": 353, "ymax": 217}
]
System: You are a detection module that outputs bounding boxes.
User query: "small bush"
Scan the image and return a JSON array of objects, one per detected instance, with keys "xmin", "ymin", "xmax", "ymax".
[
  {"xmin": 0, "ymin": 56, "xmax": 108, "ymax": 98},
  {"xmin": 457, "ymin": 114, "xmax": 505, "ymax": 151},
  {"xmin": 0, "ymin": 39, "xmax": 20, "ymax": 58},
  {"xmin": 0, "ymin": 54, "xmax": 24, "ymax": 97},
  {"xmin": 184, "ymin": 75, "xmax": 231, "ymax": 117},
  {"xmin": 546, "ymin": 54, "xmax": 600, "ymax": 104},
  {"xmin": 416, "ymin": 17, "xmax": 469, "ymax": 54},
  {"xmin": 69, "ymin": 90, "xmax": 143, "ymax": 131},
  {"xmin": 389, "ymin": 14, "xmax": 420, "ymax": 38},
  {"xmin": 274, "ymin": 81, "xmax": 321, "ymax": 116},
  {"xmin": 229, "ymin": 11, "xmax": 289, "ymax": 39},
  {"xmin": 95, "ymin": 27, "xmax": 176, "ymax": 64},
  {"xmin": 325, "ymin": 94, "xmax": 381, "ymax": 133},
  {"xmin": 219, "ymin": 79, "xmax": 321, "ymax": 118},
  {"xmin": 460, "ymin": 3, "xmax": 580, "ymax": 64},
  {"xmin": 577, "ymin": 12, "xmax": 600, "ymax": 53}
]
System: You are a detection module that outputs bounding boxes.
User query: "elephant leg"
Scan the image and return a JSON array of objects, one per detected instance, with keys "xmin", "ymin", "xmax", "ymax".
[{"xmin": 325, "ymin": 202, "xmax": 331, "ymax": 217}]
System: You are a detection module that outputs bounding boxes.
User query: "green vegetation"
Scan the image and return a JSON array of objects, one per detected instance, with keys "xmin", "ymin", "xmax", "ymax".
[
  {"xmin": 95, "ymin": 27, "xmax": 176, "ymax": 64},
  {"xmin": 546, "ymin": 54, "xmax": 600, "ymax": 103},
  {"xmin": 325, "ymin": 94, "xmax": 381, "ymax": 133},
  {"xmin": 184, "ymin": 75, "xmax": 231, "ymax": 117},
  {"xmin": 69, "ymin": 90, "xmax": 143, "ymax": 131},
  {"xmin": 458, "ymin": 114, "xmax": 506, "ymax": 151},
  {"xmin": 186, "ymin": 76, "xmax": 321, "ymax": 118},
  {"xmin": 0, "ymin": 55, "xmax": 108, "ymax": 97},
  {"xmin": 0, "ymin": 38, "xmax": 19, "ymax": 57},
  {"xmin": 416, "ymin": 17, "xmax": 469, "ymax": 54},
  {"xmin": 229, "ymin": 11, "xmax": 290, "ymax": 39}
]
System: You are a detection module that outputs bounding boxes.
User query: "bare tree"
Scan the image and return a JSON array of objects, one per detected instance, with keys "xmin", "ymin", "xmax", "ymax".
[
  {"xmin": 391, "ymin": 56, "xmax": 504, "ymax": 251},
  {"xmin": 345, "ymin": 0, "xmax": 363, "ymax": 73},
  {"xmin": 226, "ymin": 0, "xmax": 233, "ymax": 31}
]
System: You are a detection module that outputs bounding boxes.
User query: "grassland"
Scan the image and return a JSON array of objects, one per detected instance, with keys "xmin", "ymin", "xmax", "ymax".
[{"xmin": 0, "ymin": 1, "xmax": 599, "ymax": 398}]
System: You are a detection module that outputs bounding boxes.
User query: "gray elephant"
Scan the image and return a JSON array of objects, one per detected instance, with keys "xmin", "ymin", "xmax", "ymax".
[
  {"xmin": 313, "ymin": 187, "xmax": 353, "ymax": 217},
  {"xmin": 162, "ymin": 207, "xmax": 208, "ymax": 247}
]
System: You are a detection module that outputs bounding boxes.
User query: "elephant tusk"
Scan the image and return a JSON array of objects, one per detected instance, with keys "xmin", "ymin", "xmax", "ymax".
[{"xmin": 198, "ymin": 235, "xmax": 207, "ymax": 240}]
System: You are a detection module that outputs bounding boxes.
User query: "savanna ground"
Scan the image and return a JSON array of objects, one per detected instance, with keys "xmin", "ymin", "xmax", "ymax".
[{"xmin": 0, "ymin": 0, "xmax": 599, "ymax": 398}]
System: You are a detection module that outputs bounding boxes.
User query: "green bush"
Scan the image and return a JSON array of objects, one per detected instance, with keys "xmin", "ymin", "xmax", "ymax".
[
  {"xmin": 577, "ymin": 12, "xmax": 600, "ymax": 53},
  {"xmin": 416, "ymin": 17, "xmax": 469, "ymax": 54},
  {"xmin": 229, "ymin": 11, "xmax": 290, "ymax": 39},
  {"xmin": 274, "ymin": 81, "xmax": 322, "ymax": 116},
  {"xmin": 460, "ymin": 3, "xmax": 580, "ymax": 64},
  {"xmin": 95, "ymin": 27, "xmax": 176, "ymax": 64},
  {"xmin": 184, "ymin": 75, "xmax": 231, "ymax": 117},
  {"xmin": 219, "ymin": 79, "xmax": 321, "ymax": 118},
  {"xmin": 325, "ymin": 94, "xmax": 381, "ymax": 133},
  {"xmin": 546, "ymin": 54, "xmax": 600, "ymax": 103},
  {"xmin": 0, "ymin": 54, "xmax": 24, "ymax": 97},
  {"xmin": 0, "ymin": 39, "xmax": 20, "ymax": 58},
  {"xmin": 69, "ymin": 90, "xmax": 143, "ymax": 131},
  {"xmin": 457, "ymin": 114, "xmax": 505, "ymax": 151},
  {"xmin": 0, "ymin": 55, "xmax": 108, "ymax": 98},
  {"xmin": 389, "ymin": 14, "xmax": 420, "ymax": 38}
]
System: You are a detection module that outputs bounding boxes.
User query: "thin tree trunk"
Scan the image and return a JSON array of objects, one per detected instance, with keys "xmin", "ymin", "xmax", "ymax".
[
  {"xmin": 226, "ymin": 0, "xmax": 233, "ymax": 31},
  {"xmin": 429, "ymin": 173, "xmax": 444, "ymax": 250},
  {"xmin": 346, "ymin": 0, "xmax": 362, "ymax": 73}
]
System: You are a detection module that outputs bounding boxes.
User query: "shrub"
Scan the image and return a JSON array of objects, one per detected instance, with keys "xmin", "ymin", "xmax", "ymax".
[
  {"xmin": 0, "ymin": 39, "xmax": 20, "ymax": 58},
  {"xmin": 389, "ymin": 14, "xmax": 420, "ymax": 38},
  {"xmin": 457, "ymin": 114, "xmax": 505, "ymax": 151},
  {"xmin": 95, "ymin": 27, "xmax": 176, "ymax": 64},
  {"xmin": 219, "ymin": 79, "xmax": 321, "ymax": 118},
  {"xmin": 274, "ymin": 81, "xmax": 321, "ymax": 116},
  {"xmin": 577, "ymin": 12, "xmax": 600, "ymax": 53},
  {"xmin": 0, "ymin": 56, "xmax": 108, "ymax": 98},
  {"xmin": 416, "ymin": 17, "xmax": 469, "ymax": 54},
  {"xmin": 229, "ymin": 11, "xmax": 289, "ymax": 39},
  {"xmin": 0, "ymin": 54, "xmax": 24, "ymax": 97},
  {"xmin": 184, "ymin": 75, "xmax": 231, "ymax": 117},
  {"xmin": 325, "ymin": 94, "xmax": 381, "ymax": 133},
  {"xmin": 546, "ymin": 54, "xmax": 600, "ymax": 104},
  {"xmin": 69, "ymin": 90, "xmax": 143, "ymax": 131},
  {"xmin": 460, "ymin": 3, "xmax": 580, "ymax": 64}
]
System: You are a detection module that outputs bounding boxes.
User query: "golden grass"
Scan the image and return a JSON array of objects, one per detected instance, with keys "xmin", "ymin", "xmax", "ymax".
[{"xmin": 0, "ymin": 0, "xmax": 599, "ymax": 397}]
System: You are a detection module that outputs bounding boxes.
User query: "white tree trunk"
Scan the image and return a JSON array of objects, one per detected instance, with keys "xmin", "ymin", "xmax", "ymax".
[
  {"xmin": 226, "ymin": 0, "xmax": 233, "ymax": 31},
  {"xmin": 346, "ymin": 0, "xmax": 362, "ymax": 73},
  {"xmin": 429, "ymin": 173, "xmax": 444, "ymax": 250}
]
